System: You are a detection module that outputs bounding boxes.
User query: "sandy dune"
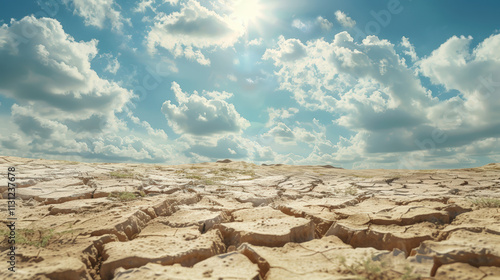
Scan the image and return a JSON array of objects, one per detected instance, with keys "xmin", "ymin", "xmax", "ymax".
[{"xmin": 1, "ymin": 156, "xmax": 500, "ymax": 279}]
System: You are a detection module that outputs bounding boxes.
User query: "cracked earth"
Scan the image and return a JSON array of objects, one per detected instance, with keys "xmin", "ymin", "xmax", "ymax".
[{"xmin": 1, "ymin": 156, "xmax": 500, "ymax": 279}]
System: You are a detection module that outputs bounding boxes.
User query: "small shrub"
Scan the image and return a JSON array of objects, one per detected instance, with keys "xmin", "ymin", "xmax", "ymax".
[
  {"xmin": 344, "ymin": 186, "xmax": 358, "ymax": 196},
  {"xmin": 470, "ymin": 198, "xmax": 500, "ymax": 208},
  {"xmin": 339, "ymin": 256, "xmax": 420, "ymax": 280},
  {"xmin": 186, "ymin": 174, "xmax": 202, "ymax": 180},
  {"xmin": 0, "ymin": 228, "xmax": 75, "ymax": 248},
  {"xmin": 108, "ymin": 192, "xmax": 138, "ymax": 201},
  {"xmin": 109, "ymin": 171, "xmax": 135, "ymax": 178}
]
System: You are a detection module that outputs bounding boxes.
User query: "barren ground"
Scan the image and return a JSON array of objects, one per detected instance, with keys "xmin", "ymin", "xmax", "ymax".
[{"xmin": 1, "ymin": 156, "xmax": 500, "ymax": 280}]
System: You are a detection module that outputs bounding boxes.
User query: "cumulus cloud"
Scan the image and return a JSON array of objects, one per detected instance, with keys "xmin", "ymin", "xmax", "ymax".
[
  {"xmin": 263, "ymin": 118, "xmax": 326, "ymax": 147},
  {"xmin": 292, "ymin": 17, "xmax": 333, "ymax": 32},
  {"xmin": 103, "ymin": 54, "xmax": 120, "ymax": 74},
  {"xmin": 62, "ymin": 0, "xmax": 130, "ymax": 31},
  {"xmin": 147, "ymin": 0, "xmax": 244, "ymax": 65},
  {"xmin": 181, "ymin": 134, "xmax": 276, "ymax": 162},
  {"xmin": 263, "ymin": 36, "xmax": 307, "ymax": 64},
  {"xmin": 266, "ymin": 107, "xmax": 299, "ymax": 127},
  {"xmin": 133, "ymin": 0, "xmax": 178, "ymax": 13},
  {"xmin": 128, "ymin": 113, "xmax": 168, "ymax": 140},
  {"xmin": 263, "ymin": 30, "xmax": 500, "ymax": 167},
  {"xmin": 418, "ymin": 33, "xmax": 500, "ymax": 141},
  {"xmin": 0, "ymin": 16, "xmax": 133, "ymax": 124},
  {"xmin": 317, "ymin": 16, "xmax": 333, "ymax": 30},
  {"xmin": 10, "ymin": 104, "xmax": 89, "ymax": 154},
  {"xmin": 264, "ymin": 122, "xmax": 295, "ymax": 143},
  {"xmin": 161, "ymin": 82, "xmax": 250, "ymax": 136},
  {"xmin": 248, "ymin": 38, "xmax": 263, "ymax": 46},
  {"xmin": 292, "ymin": 19, "xmax": 310, "ymax": 32},
  {"xmin": 401, "ymin": 36, "xmax": 418, "ymax": 62},
  {"xmin": 264, "ymin": 32, "xmax": 431, "ymax": 118},
  {"xmin": 335, "ymin": 10, "xmax": 356, "ymax": 28},
  {"xmin": 0, "ymin": 16, "xmax": 175, "ymax": 163}
]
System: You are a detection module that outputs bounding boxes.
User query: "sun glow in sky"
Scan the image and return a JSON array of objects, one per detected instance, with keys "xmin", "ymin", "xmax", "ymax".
[
  {"xmin": 0, "ymin": 0, "xmax": 500, "ymax": 169},
  {"xmin": 231, "ymin": 0, "xmax": 264, "ymax": 26}
]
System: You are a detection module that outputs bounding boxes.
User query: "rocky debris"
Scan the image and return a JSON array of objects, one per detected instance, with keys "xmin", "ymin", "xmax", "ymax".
[{"xmin": 0, "ymin": 156, "xmax": 499, "ymax": 279}]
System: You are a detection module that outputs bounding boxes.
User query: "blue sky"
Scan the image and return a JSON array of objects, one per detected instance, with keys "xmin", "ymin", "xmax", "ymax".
[{"xmin": 0, "ymin": 0, "xmax": 499, "ymax": 169}]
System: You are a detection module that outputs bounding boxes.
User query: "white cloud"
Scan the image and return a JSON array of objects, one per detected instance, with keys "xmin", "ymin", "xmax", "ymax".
[
  {"xmin": 335, "ymin": 10, "xmax": 356, "ymax": 28},
  {"xmin": 418, "ymin": 33, "xmax": 500, "ymax": 140},
  {"xmin": 248, "ymin": 38, "xmax": 263, "ymax": 46},
  {"xmin": 263, "ymin": 31, "xmax": 500, "ymax": 166},
  {"xmin": 263, "ymin": 118, "xmax": 327, "ymax": 148},
  {"xmin": 263, "ymin": 35, "xmax": 307, "ymax": 64},
  {"xmin": 292, "ymin": 17, "xmax": 332, "ymax": 32},
  {"xmin": 317, "ymin": 16, "xmax": 333, "ymax": 30},
  {"xmin": 161, "ymin": 82, "xmax": 250, "ymax": 136},
  {"xmin": 147, "ymin": 0, "xmax": 245, "ymax": 65},
  {"xmin": 104, "ymin": 54, "xmax": 120, "ymax": 74},
  {"xmin": 401, "ymin": 36, "xmax": 418, "ymax": 62},
  {"xmin": 128, "ymin": 113, "xmax": 168, "ymax": 140},
  {"xmin": 0, "ymin": 16, "xmax": 133, "ymax": 123},
  {"xmin": 203, "ymin": 90, "xmax": 233, "ymax": 100},
  {"xmin": 134, "ymin": 0, "xmax": 156, "ymax": 13},
  {"xmin": 62, "ymin": 0, "xmax": 130, "ymax": 32},
  {"xmin": 264, "ymin": 122, "xmax": 295, "ymax": 144},
  {"xmin": 266, "ymin": 107, "xmax": 299, "ymax": 127},
  {"xmin": 183, "ymin": 45, "xmax": 211, "ymax": 65},
  {"xmin": 10, "ymin": 104, "xmax": 90, "ymax": 154},
  {"xmin": 181, "ymin": 134, "xmax": 276, "ymax": 162},
  {"xmin": 292, "ymin": 19, "xmax": 310, "ymax": 32},
  {"xmin": 0, "ymin": 16, "xmax": 177, "ymax": 163},
  {"xmin": 134, "ymin": 0, "xmax": 178, "ymax": 13}
]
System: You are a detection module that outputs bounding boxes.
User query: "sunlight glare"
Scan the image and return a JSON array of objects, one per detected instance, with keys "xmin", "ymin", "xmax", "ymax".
[{"xmin": 232, "ymin": 0, "xmax": 264, "ymax": 26}]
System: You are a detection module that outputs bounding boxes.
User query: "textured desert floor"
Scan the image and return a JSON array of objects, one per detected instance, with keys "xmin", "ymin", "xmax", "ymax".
[{"xmin": 1, "ymin": 156, "xmax": 499, "ymax": 280}]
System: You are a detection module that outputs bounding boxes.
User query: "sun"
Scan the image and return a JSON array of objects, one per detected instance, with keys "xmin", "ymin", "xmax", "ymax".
[{"xmin": 231, "ymin": 0, "xmax": 264, "ymax": 27}]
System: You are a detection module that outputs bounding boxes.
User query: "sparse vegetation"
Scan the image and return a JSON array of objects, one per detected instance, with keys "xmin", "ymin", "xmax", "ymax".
[
  {"xmin": 401, "ymin": 265, "xmax": 421, "ymax": 280},
  {"xmin": 339, "ymin": 256, "xmax": 420, "ymax": 280},
  {"xmin": 202, "ymin": 179, "xmax": 215, "ymax": 185},
  {"xmin": 109, "ymin": 170, "xmax": 135, "ymax": 179},
  {"xmin": 59, "ymin": 160, "xmax": 79, "ymax": 165},
  {"xmin": 350, "ymin": 174, "xmax": 374, "ymax": 179},
  {"xmin": 108, "ymin": 191, "xmax": 138, "ymax": 201},
  {"xmin": 340, "ymin": 256, "xmax": 387, "ymax": 280},
  {"xmin": 186, "ymin": 174, "xmax": 202, "ymax": 180},
  {"xmin": 209, "ymin": 167, "xmax": 256, "ymax": 178},
  {"xmin": 344, "ymin": 186, "xmax": 358, "ymax": 196},
  {"xmin": 470, "ymin": 197, "xmax": 500, "ymax": 208},
  {"xmin": 180, "ymin": 167, "xmax": 257, "ymax": 186},
  {"xmin": 0, "ymin": 228, "xmax": 76, "ymax": 248}
]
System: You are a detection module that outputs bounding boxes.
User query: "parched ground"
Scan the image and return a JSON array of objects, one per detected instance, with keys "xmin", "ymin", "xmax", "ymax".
[{"xmin": 1, "ymin": 156, "xmax": 500, "ymax": 280}]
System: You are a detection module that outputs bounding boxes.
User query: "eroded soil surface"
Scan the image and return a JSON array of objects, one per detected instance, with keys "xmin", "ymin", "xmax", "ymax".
[{"xmin": 1, "ymin": 156, "xmax": 500, "ymax": 279}]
